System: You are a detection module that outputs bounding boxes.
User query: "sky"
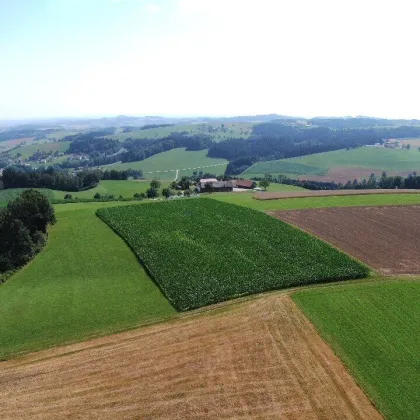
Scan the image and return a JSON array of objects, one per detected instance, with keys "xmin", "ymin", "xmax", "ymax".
[{"xmin": 1, "ymin": 0, "xmax": 419, "ymax": 120}]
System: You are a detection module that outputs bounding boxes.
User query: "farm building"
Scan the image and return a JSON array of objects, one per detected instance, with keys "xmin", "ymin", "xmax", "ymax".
[
  {"xmin": 233, "ymin": 179, "xmax": 256, "ymax": 189},
  {"xmin": 384, "ymin": 139, "xmax": 400, "ymax": 148},
  {"xmin": 198, "ymin": 180, "xmax": 234, "ymax": 193}
]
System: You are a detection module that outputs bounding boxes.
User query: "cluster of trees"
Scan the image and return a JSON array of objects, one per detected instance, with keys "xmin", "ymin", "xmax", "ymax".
[
  {"xmin": 1, "ymin": 167, "xmax": 100, "ymax": 191},
  {"xmin": 0, "ymin": 190, "xmax": 55, "ymax": 277}
]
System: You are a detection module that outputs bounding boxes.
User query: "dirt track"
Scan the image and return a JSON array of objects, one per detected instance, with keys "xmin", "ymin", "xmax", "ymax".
[
  {"xmin": 255, "ymin": 188, "xmax": 420, "ymax": 200},
  {"xmin": 0, "ymin": 295, "xmax": 381, "ymax": 419},
  {"xmin": 272, "ymin": 205, "xmax": 420, "ymax": 275}
]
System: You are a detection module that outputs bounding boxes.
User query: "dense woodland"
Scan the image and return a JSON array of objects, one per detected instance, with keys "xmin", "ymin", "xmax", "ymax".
[{"xmin": 0, "ymin": 190, "xmax": 55, "ymax": 278}]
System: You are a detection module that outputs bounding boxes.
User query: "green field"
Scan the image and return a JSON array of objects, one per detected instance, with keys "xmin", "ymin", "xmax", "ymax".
[
  {"xmin": 243, "ymin": 161, "xmax": 327, "ymax": 176},
  {"xmin": 6, "ymin": 141, "xmax": 71, "ymax": 159},
  {"xmin": 52, "ymin": 180, "xmax": 167, "ymax": 200},
  {"xmin": 0, "ymin": 188, "xmax": 54, "ymax": 207},
  {"xmin": 97, "ymin": 200, "xmax": 368, "ymax": 311},
  {"xmin": 0, "ymin": 202, "xmax": 175, "ymax": 359},
  {"xmin": 111, "ymin": 122, "xmax": 254, "ymax": 142},
  {"xmin": 105, "ymin": 148, "xmax": 228, "ymax": 179},
  {"xmin": 244, "ymin": 146, "xmax": 420, "ymax": 176},
  {"xmin": 209, "ymin": 190, "xmax": 420, "ymax": 211},
  {"xmin": 293, "ymin": 280, "xmax": 420, "ymax": 420}
]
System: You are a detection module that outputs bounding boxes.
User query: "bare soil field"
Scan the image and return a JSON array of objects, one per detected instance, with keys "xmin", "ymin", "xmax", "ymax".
[
  {"xmin": 0, "ymin": 295, "xmax": 381, "ymax": 420},
  {"xmin": 298, "ymin": 167, "xmax": 412, "ymax": 184},
  {"xmin": 255, "ymin": 188, "xmax": 420, "ymax": 200},
  {"xmin": 272, "ymin": 205, "xmax": 420, "ymax": 275}
]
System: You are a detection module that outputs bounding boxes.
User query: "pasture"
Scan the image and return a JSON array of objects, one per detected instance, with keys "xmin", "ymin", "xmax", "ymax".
[
  {"xmin": 97, "ymin": 199, "xmax": 368, "ymax": 310},
  {"xmin": 104, "ymin": 148, "xmax": 228, "ymax": 179},
  {"xmin": 0, "ymin": 294, "xmax": 381, "ymax": 420},
  {"xmin": 0, "ymin": 203, "xmax": 175, "ymax": 359},
  {"xmin": 293, "ymin": 279, "xmax": 420, "ymax": 420}
]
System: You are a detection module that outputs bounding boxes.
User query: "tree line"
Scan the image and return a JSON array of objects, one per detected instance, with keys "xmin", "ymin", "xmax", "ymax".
[
  {"xmin": 1, "ymin": 166, "xmax": 143, "ymax": 191},
  {"xmin": 0, "ymin": 190, "xmax": 56, "ymax": 280}
]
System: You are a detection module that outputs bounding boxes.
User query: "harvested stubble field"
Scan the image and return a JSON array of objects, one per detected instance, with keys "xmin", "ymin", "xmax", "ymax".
[
  {"xmin": 272, "ymin": 205, "xmax": 420, "ymax": 275},
  {"xmin": 0, "ymin": 295, "xmax": 382, "ymax": 420},
  {"xmin": 255, "ymin": 188, "xmax": 420, "ymax": 200}
]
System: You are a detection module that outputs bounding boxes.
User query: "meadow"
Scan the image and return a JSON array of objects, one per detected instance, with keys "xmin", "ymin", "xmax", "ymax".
[
  {"xmin": 104, "ymin": 148, "xmax": 228, "ymax": 179},
  {"xmin": 244, "ymin": 146, "xmax": 420, "ymax": 176},
  {"xmin": 0, "ymin": 202, "xmax": 175, "ymax": 359},
  {"xmin": 97, "ymin": 199, "xmax": 368, "ymax": 311},
  {"xmin": 293, "ymin": 279, "xmax": 420, "ymax": 420}
]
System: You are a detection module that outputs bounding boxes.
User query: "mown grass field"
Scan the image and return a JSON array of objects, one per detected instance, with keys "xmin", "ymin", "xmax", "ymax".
[
  {"xmin": 6, "ymin": 141, "xmax": 71, "ymax": 159},
  {"xmin": 0, "ymin": 203, "xmax": 175, "ymax": 359},
  {"xmin": 105, "ymin": 148, "xmax": 228, "ymax": 179},
  {"xmin": 97, "ymin": 199, "xmax": 368, "ymax": 311},
  {"xmin": 293, "ymin": 280, "xmax": 420, "ymax": 420},
  {"xmin": 244, "ymin": 146, "xmax": 420, "ymax": 176},
  {"xmin": 110, "ymin": 122, "xmax": 254, "ymax": 142}
]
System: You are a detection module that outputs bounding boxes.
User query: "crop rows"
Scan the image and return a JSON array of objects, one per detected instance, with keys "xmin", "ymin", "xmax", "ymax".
[{"xmin": 97, "ymin": 199, "xmax": 368, "ymax": 310}]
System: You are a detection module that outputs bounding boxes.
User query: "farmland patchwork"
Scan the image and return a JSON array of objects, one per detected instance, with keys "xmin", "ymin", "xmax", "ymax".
[{"xmin": 97, "ymin": 199, "xmax": 368, "ymax": 310}]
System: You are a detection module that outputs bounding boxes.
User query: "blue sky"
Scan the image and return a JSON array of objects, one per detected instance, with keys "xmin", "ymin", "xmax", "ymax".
[{"xmin": 1, "ymin": 0, "xmax": 419, "ymax": 120}]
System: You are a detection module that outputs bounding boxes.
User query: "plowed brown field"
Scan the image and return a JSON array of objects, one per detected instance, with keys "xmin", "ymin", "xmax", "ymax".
[
  {"xmin": 0, "ymin": 295, "xmax": 381, "ymax": 420},
  {"xmin": 272, "ymin": 205, "xmax": 420, "ymax": 275},
  {"xmin": 255, "ymin": 189, "xmax": 420, "ymax": 200}
]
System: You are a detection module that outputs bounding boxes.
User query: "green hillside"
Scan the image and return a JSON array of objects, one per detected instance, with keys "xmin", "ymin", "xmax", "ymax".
[
  {"xmin": 294, "ymin": 280, "xmax": 420, "ymax": 420},
  {"xmin": 244, "ymin": 146, "xmax": 420, "ymax": 176},
  {"xmin": 105, "ymin": 148, "xmax": 228, "ymax": 179}
]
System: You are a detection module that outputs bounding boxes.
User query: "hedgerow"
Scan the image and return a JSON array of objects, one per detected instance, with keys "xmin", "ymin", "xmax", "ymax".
[{"xmin": 97, "ymin": 200, "xmax": 368, "ymax": 310}]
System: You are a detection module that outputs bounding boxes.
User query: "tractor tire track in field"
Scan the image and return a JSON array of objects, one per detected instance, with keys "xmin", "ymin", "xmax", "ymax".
[{"xmin": 0, "ymin": 295, "xmax": 381, "ymax": 419}]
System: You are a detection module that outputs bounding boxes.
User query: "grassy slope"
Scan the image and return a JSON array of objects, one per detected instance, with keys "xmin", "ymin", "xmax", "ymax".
[
  {"xmin": 293, "ymin": 280, "xmax": 420, "ymax": 420},
  {"xmin": 105, "ymin": 148, "xmax": 228, "ymax": 179},
  {"xmin": 244, "ymin": 146, "xmax": 420, "ymax": 175},
  {"xmin": 0, "ymin": 203, "xmax": 175, "ymax": 359},
  {"xmin": 209, "ymin": 191, "xmax": 420, "ymax": 211}
]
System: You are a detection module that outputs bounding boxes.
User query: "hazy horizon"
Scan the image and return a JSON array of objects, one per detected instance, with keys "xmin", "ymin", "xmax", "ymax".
[{"xmin": 1, "ymin": 0, "xmax": 419, "ymax": 120}]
